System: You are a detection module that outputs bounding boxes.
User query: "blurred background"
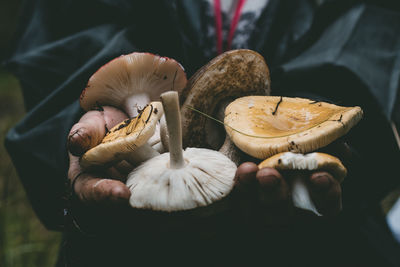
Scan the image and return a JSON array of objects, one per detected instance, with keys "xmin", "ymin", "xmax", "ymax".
[
  {"xmin": 0, "ymin": 1, "xmax": 61, "ymax": 266},
  {"xmin": 0, "ymin": 1, "xmax": 399, "ymax": 267}
]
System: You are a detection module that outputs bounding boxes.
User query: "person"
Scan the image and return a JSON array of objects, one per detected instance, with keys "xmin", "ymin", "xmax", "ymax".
[{"xmin": 4, "ymin": 0, "xmax": 400, "ymax": 266}]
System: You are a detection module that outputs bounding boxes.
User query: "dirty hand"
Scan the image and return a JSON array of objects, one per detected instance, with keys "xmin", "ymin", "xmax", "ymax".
[
  {"xmin": 232, "ymin": 142, "xmax": 351, "ymax": 226},
  {"xmin": 67, "ymin": 106, "xmax": 131, "ymax": 204}
]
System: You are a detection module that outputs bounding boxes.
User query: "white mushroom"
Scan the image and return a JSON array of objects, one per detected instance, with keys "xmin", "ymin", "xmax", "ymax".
[{"xmin": 126, "ymin": 91, "xmax": 237, "ymax": 212}]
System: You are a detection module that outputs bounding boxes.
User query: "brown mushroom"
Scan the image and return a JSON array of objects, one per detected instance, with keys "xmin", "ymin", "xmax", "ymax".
[
  {"xmin": 80, "ymin": 102, "xmax": 164, "ymax": 170},
  {"xmin": 224, "ymin": 96, "xmax": 363, "ymax": 159},
  {"xmin": 224, "ymin": 96, "xmax": 362, "ymax": 215},
  {"xmin": 180, "ymin": 49, "xmax": 271, "ymax": 151}
]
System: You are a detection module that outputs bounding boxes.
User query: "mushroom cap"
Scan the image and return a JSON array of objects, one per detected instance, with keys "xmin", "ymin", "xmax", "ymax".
[
  {"xmin": 180, "ymin": 49, "xmax": 270, "ymax": 148},
  {"xmin": 258, "ymin": 152, "xmax": 347, "ymax": 182},
  {"xmin": 224, "ymin": 96, "xmax": 363, "ymax": 159},
  {"xmin": 80, "ymin": 52, "xmax": 187, "ymax": 113},
  {"xmin": 80, "ymin": 102, "xmax": 164, "ymax": 170},
  {"xmin": 126, "ymin": 147, "xmax": 237, "ymax": 212}
]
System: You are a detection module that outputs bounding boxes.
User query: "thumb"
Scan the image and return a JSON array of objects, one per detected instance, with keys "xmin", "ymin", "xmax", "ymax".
[{"xmin": 67, "ymin": 106, "xmax": 128, "ymax": 156}]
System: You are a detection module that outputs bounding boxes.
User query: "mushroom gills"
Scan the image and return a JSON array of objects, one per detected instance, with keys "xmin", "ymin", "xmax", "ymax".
[
  {"xmin": 127, "ymin": 147, "xmax": 236, "ymax": 211},
  {"xmin": 80, "ymin": 52, "xmax": 187, "ymax": 118},
  {"xmin": 126, "ymin": 91, "xmax": 237, "ymax": 212}
]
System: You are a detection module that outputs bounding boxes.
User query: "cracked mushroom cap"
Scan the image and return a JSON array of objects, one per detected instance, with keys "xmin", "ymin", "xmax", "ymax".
[
  {"xmin": 258, "ymin": 152, "xmax": 347, "ymax": 182},
  {"xmin": 224, "ymin": 96, "xmax": 363, "ymax": 159},
  {"xmin": 126, "ymin": 147, "xmax": 237, "ymax": 212},
  {"xmin": 80, "ymin": 52, "xmax": 186, "ymax": 117},
  {"xmin": 80, "ymin": 102, "xmax": 163, "ymax": 170}
]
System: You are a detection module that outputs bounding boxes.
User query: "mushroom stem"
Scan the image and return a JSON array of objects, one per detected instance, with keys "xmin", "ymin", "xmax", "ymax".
[
  {"xmin": 159, "ymin": 116, "xmax": 169, "ymax": 151},
  {"xmin": 291, "ymin": 174, "xmax": 322, "ymax": 216},
  {"xmin": 219, "ymin": 135, "xmax": 241, "ymax": 166},
  {"xmin": 124, "ymin": 93, "xmax": 151, "ymax": 117},
  {"xmin": 215, "ymin": 99, "xmax": 242, "ymax": 165},
  {"xmin": 125, "ymin": 143, "xmax": 160, "ymax": 166},
  {"xmin": 160, "ymin": 91, "xmax": 185, "ymax": 169}
]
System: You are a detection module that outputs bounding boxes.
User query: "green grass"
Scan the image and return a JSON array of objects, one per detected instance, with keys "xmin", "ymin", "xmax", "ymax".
[{"xmin": 0, "ymin": 68, "xmax": 61, "ymax": 267}]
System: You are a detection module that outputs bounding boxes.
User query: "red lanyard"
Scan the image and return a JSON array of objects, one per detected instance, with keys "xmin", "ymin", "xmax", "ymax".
[{"xmin": 214, "ymin": 0, "xmax": 246, "ymax": 55}]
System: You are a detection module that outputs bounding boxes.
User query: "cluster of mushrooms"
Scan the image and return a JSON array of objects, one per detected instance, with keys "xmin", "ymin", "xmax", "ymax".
[{"xmin": 70, "ymin": 50, "xmax": 363, "ymax": 215}]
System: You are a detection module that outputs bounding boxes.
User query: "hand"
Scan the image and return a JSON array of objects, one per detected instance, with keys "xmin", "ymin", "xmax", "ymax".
[
  {"xmin": 232, "ymin": 142, "xmax": 350, "ymax": 226},
  {"xmin": 67, "ymin": 106, "xmax": 131, "ymax": 205}
]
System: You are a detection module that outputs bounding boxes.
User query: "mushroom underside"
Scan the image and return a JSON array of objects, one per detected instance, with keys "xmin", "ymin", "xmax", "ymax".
[{"xmin": 127, "ymin": 144, "xmax": 237, "ymax": 212}]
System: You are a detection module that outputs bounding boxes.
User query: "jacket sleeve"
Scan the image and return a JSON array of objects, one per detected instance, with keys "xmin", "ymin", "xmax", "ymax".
[
  {"xmin": 3, "ymin": 0, "xmax": 191, "ymax": 230},
  {"xmin": 3, "ymin": 0, "xmax": 141, "ymax": 230}
]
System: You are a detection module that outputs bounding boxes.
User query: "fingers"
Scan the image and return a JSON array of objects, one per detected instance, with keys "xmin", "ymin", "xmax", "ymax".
[
  {"xmin": 68, "ymin": 153, "xmax": 130, "ymax": 205},
  {"xmin": 106, "ymin": 167, "xmax": 127, "ymax": 181},
  {"xmin": 114, "ymin": 160, "xmax": 134, "ymax": 175},
  {"xmin": 68, "ymin": 106, "xmax": 128, "ymax": 156},
  {"xmin": 256, "ymin": 168, "xmax": 289, "ymax": 207},
  {"xmin": 234, "ymin": 163, "xmax": 291, "ymax": 226},
  {"xmin": 235, "ymin": 165, "xmax": 290, "ymax": 207},
  {"xmin": 256, "ymin": 168, "xmax": 292, "ymax": 225},
  {"xmin": 308, "ymin": 171, "xmax": 342, "ymax": 216},
  {"xmin": 235, "ymin": 162, "xmax": 259, "ymax": 191},
  {"xmin": 232, "ymin": 162, "xmax": 259, "ymax": 226},
  {"xmin": 74, "ymin": 174, "xmax": 131, "ymax": 205},
  {"xmin": 234, "ymin": 163, "xmax": 343, "ymax": 226}
]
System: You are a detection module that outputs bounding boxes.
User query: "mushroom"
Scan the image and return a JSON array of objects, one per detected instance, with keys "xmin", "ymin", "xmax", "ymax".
[
  {"xmin": 258, "ymin": 152, "xmax": 347, "ymax": 215},
  {"xmin": 180, "ymin": 49, "xmax": 271, "ymax": 151},
  {"xmin": 224, "ymin": 96, "xmax": 363, "ymax": 159},
  {"xmin": 79, "ymin": 52, "xmax": 187, "ymax": 153},
  {"xmin": 67, "ymin": 106, "xmax": 129, "ymax": 156},
  {"xmin": 80, "ymin": 52, "xmax": 187, "ymax": 117},
  {"xmin": 161, "ymin": 98, "xmax": 245, "ymax": 165},
  {"xmin": 80, "ymin": 102, "xmax": 164, "ymax": 170},
  {"xmin": 224, "ymin": 95, "xmax": 362, "ymax": 215},
  {"xmin": 126, "ymin": 91, "xmax": 237, "ymax": 212}
]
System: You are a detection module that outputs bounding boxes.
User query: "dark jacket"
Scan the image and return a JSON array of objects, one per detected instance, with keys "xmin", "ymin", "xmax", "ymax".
[{"xmin": 4, "ymin": 0, "xmax": 400, "ymax": 266}]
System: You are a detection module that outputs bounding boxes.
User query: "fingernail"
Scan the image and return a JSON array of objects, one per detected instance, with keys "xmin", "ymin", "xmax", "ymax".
[
  {"xmin": 110, "ymin": 186, "xmax": 131, "ymax": 202},
  {"xmin": 258, "ymin": 175, "xmax": 281, "ymax": 189},
  {"xmin": 310, "ymin": 174, "xmax": 331, "ymax": 191},
  {"xmin": 236, "ymin": 172, "xmax": 257, "ymax": 187},
  {"xmin": 68, "ymin": 129, "xmax": 89, "ymax": 156}
]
